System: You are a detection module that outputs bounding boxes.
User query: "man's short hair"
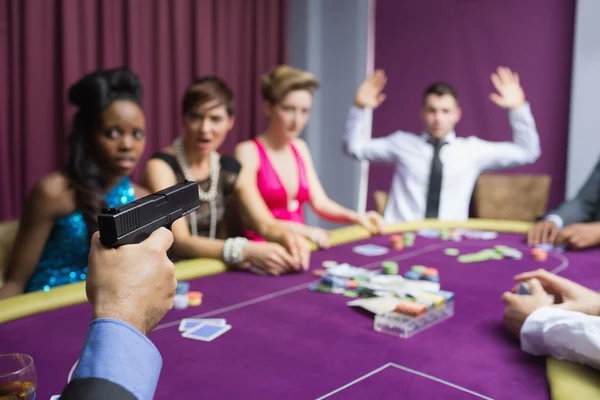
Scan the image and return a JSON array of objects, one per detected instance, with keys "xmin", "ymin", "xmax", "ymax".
[{"xmin": 423, "ymin": 82, "xmax": 459, "ymax": 106}]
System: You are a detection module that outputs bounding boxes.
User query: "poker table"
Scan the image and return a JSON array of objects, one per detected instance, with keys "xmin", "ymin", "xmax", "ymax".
[{"xmin": 1, "ymin": 219, "xmax": 600, "ymax": 400}]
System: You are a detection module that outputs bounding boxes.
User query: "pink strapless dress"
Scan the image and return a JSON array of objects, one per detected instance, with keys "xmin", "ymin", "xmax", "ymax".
[{"xmin": 242, "ymin": 138, "xmax": 310, "ymax": 241}]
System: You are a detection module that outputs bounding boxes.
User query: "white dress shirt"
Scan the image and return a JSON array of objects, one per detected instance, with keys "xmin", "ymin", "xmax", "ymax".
[
  {"xmin": 343, "ymin": 103, "xmax": 541, "ymax": 223},
  {"xmin": 521, "ymin": 306, "xmax": 600, "ymax": 371}
]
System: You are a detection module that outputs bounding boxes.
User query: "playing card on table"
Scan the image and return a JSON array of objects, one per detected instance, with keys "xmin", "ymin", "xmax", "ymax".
[
  {"xmin": 179, "ymin": 318, "xmax": 227, "ymax": 332},
  {"xmin": 181, "ymin": 322, "xmax": 232, "ymax": 342}
]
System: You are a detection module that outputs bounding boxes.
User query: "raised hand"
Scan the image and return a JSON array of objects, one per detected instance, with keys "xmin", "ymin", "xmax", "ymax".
[
  {"xmin": 489, "ymin": 66, "xmax": 526, "ymax": 110},
  {"xmin": 354, "ymin": 70, "xmax": 387, "ymax": 109}
]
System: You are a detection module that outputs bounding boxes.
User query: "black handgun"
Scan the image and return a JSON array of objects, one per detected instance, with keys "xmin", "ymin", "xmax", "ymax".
[{"xmin": 98, "ymin": 180, "xmax": 199, "ymax": 247}]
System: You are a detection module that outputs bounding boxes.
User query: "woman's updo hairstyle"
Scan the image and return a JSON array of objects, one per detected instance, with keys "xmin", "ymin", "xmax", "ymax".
[{"xmin": 260, "ymin": 65, "xmax": 319, "ymax": 105}]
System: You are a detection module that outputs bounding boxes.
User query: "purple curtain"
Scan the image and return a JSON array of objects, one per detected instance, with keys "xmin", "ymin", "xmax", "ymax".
[
  {"xmin": 0, "ymin": 0, "xmax": 287, "ymax": 220},
  {"xmin": 368, "ymin": 0, "xmax": 575, "ymax": 211}
]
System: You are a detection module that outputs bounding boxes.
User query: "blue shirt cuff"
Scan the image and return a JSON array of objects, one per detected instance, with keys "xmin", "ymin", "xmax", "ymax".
[{"xmin": 73, "ymin": 318, "xmax": 162, "ymax": 400}]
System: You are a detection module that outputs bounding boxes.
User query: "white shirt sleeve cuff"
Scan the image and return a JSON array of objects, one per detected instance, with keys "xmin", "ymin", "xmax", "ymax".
[
  {"xmin": 520, "ymin": 306, "xmax": 552, "ymax": 356},
  {"xmin": 544, "ymin": 214, "xmax": 564, "ymax": 230}
]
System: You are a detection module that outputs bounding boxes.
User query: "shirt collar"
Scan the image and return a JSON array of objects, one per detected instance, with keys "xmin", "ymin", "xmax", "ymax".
[{"xmin": 420, "ymin": 131, "xmax": 456, "ymax": 144}]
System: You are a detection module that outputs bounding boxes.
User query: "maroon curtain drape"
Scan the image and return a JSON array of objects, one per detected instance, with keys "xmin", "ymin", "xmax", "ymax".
[{"xmin": 0, "ymin": 0, "xmax": 287, "ymax": 220}]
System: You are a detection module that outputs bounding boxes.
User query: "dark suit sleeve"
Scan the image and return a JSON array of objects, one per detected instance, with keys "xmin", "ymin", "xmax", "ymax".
[
  {"xmin": 549, "ymin": 156, "xmax": 600, "ymax": 225},
  {"xmin": 60, "ymin": 378, "xmax": 137, "ymax": 400}
]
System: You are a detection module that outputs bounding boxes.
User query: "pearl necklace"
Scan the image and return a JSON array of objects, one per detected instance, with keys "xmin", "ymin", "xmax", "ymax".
[{"xmin": 173, "ymin": 136, "xmax": 220, "ymax": 238}]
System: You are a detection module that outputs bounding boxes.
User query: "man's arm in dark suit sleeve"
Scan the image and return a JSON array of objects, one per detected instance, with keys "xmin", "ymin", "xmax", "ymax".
[
  {"xmin": 60, "ymin": 318, "xmax": 163, "ymax": 400},
  {"xmin": 60, "ymin": 378, "xmax": 137, "ymax": 400},
  {"xmin": 546, "ymin": 157, "xmax": 600, "ymax": 227}
]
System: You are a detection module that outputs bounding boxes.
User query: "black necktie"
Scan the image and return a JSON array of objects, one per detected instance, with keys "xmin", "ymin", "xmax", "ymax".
[{"xmin": 425, "ymin": 139, "xmax": 444, "ymax": 218}]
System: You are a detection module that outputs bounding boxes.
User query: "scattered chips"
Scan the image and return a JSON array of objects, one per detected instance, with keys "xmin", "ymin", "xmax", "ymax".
[{"xmin": 312, "ymin": 269, "xmax": 327, "ymax": 277}]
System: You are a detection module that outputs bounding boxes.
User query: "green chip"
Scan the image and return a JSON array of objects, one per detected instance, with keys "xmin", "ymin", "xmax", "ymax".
[
  {"xmin": 411, "ymin": 265, "xmax": 426, "ymax": 273},
  {"xmin": 316, "ymin": 284, "xmax": 332, "ymax": 293},
  {"xmin": 444, "ymin": 248, "xmax": 460, "ymax": 256},
  {"xmin": 382, "ymin": 262, "xmax": 399, "ymax": 275},
  {"xmin": 343, "ymin": 290, "xmax": 359, "ymax": 298}
]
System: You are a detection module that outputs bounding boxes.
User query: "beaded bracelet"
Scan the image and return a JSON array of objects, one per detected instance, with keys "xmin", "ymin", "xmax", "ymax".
[{"xmin": 223, "ymin": 237, "xmax": 249, "ymax": 265}]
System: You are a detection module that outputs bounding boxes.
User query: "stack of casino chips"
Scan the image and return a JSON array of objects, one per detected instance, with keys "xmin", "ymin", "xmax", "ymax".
[
  {"xmin": 174, "ymin": 282, "xmax": 190, "ymax": 309},
  {"xmin": 173, "ymin": 281, "xmax": 203, "ymax": 309},
  {"xmin": 404, "ymin": 232, "xmax": 415, "ymax": 247},
  {"xmin": 404, "ymin": 265, "xmax": 439, "ymax": 282},
  {"xmin": 531, "ymin": 247, "xmax": 548, "ymax": 262},
  {"xmin": 309, "ymin": 271, "xmax": 371, "ymax": 298},
  {"xmin": 394, "ymin": 290, "xmax": 454, "ymax": 317},
  {"xmin": 187, "ymin": 291, "xmax": 203, "ymax": 306},
  {"xmin": 390, "ymin": 234, "xmax": 404, "ymax": 250},
  {"xmin": 381, "ymin": 261, "xmax": 399, "ymax": 275},
  {"xmin": 439, "ymin": 228, "xmax": 450, "ymax": 240},
  {"xmin": 390, "ymin": 232, "xmax": 415, "ymax": 250}
]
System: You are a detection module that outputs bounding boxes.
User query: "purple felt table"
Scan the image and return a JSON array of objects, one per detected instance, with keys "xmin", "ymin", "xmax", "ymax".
[{"xmin": 2, "ymin": 232, "xmax": 600, "ymax": 400}]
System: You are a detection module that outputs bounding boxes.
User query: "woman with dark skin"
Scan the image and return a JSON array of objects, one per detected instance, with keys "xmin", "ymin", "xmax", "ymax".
[{"xmin": 0, "ymin": 68, "xmax": 149, "ymax": 298}]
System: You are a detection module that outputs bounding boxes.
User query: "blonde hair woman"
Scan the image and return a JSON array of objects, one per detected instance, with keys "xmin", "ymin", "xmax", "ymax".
[{"xmin": 235, "ymin": 65, "xmax": 384, "ymax": 248}]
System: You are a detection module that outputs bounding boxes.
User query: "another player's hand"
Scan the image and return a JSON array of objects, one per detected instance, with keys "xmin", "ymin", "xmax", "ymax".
[
  {"xmin": 514, "ymin": 269, "xmax": 600, "ymax": 316},
  {"xmin": 501, "ymin": 278, "xmax": 553, "ymax": 338},
  {"xmin": 556, "ymin": 223, "xmax": 600, "ymax": 250},
  {"xmin": 280, "ymin": 231, "xmax": 311, "ymax": 271},
  {"xmin": 489, "ymin": 66, "xmax": 526, "ymax": 110},
  {"xmin": 527, "ymin": 220, "xmax": 559, "ymax": 246},
  {"xmin": 356, "ymin": 211, "xmax": 385, "ymax": 235},
  {"xmin": 243, "ymin": 241, "xmax": 298, "ymax": 276},
  {"xmin": 354, "ymin": 70, "xmax": 387, "ymax": 109},
  {"xmin": 86, "ymin": 228, "xmax": 176, "ymax": 336},
  {"xmin": 306, "ymin": 226, "xmax": 331, "ymax": 249}
]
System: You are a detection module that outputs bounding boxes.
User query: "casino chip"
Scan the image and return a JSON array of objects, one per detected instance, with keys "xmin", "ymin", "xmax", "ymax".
[
  {"xmin": 322, "ymin": 260, "xmax": 338, "ymax": 269},
  {"xmin": 444, "ymin": 248, "xmax": 460, "ymax": 256}
]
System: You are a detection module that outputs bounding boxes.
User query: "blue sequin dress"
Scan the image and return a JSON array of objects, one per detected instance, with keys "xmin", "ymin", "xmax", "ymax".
[{"xmin": 25, "ymin": 177, "xmax": 136, "ymax": 293}]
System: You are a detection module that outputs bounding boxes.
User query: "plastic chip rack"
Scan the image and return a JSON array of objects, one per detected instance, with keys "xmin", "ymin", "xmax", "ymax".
[{"xmin": 374, "ymin": 301, "xmax": 454, "ymax": 338}]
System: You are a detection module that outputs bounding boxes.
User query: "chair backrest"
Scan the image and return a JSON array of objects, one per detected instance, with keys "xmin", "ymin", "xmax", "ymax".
[
  {"xmin": 473, "ymin": 174, "xmax": 551, "ymax": 221},
  {"xmin": 0, "ymin": 220, "xmax": 19, "ymax": 286},
  {"xmin": 373, "ymin": 191, "xmax": 389, "ymax": 216}
]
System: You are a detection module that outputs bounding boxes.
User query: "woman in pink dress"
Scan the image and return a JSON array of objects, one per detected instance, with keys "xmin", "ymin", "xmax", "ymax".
[{"xmin": 236, "ymin": 66, "xmax": 384, "ymax": 248}]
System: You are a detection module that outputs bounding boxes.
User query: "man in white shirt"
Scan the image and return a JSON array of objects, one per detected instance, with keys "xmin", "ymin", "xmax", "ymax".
[
  {"xmin": 343, "ymin": 67, "xmax": 541, "ymax": 223},
  {"xmin": 502, "ymin": 269, "xmax": 600, "ymax": 370},
  {"xmin": 528, "ymin": 156, "xmax": 600, "ymax": 249}
]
